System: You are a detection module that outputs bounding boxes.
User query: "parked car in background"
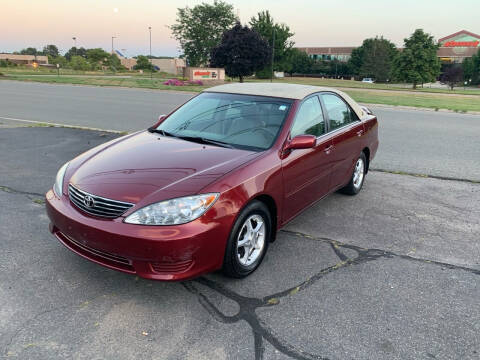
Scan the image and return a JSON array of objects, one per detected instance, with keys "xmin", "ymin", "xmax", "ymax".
[
  {"xmin": 46, "ymin": 83, "xmax": 379, "ymax": 281},
  {"xmin": 361, "ymin": 78, "xmax": 375, "ymax": 83}
]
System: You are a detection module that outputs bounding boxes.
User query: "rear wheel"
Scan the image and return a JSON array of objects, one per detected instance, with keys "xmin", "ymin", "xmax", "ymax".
[
  {"xmin": 340, "ymin": 152, "xmax": 367, "ymax": 195},
  {"xmin": 222, "ymin": 201, "xmax": 271, "ymax": 278}
]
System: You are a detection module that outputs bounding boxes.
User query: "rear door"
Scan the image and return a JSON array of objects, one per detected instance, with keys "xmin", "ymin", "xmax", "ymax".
[
  {"xmin": 282, "ymin": 95, "xmax": 333, "ymax": 222},
  {"xmin": 320, "ymin": 93, "xmax": 364, "ymax": 190}
]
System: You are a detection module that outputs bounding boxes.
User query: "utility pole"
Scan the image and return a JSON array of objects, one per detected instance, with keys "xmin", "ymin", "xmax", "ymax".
[
  {"xmin": 149, "ymin": 27, "xmax": 152, "ymax": 79},
  {"xmin": 270, "ymin": 28, "xmax": 275, "ymax": 83}
]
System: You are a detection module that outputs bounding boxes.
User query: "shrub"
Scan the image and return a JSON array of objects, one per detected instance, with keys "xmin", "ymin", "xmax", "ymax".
[
  {"xmin": 185, "ymin": 80, "xmax": 203, "ymax": 85},
  {"xmin": 162, "ymin": 79, "xmax": 203, "ymax": 86},
  {"xmin": 255, "ymin": 68, "xmax": 272, "ymax": 79}
]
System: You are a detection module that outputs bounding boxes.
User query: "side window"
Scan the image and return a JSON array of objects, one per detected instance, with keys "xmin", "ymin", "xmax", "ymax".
[
  {"xmin": 321, "ymin": 94, "xmax": 352, "ymax": 131},
  {"xmin": 290, "ymin": 96, "xmax": 325, "ymax": 138}
]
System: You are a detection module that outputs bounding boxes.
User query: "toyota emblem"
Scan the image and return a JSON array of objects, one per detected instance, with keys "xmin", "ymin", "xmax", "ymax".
[{"xmin": 83, "ymin": 195, "xmax": 95, "ymax": 208}]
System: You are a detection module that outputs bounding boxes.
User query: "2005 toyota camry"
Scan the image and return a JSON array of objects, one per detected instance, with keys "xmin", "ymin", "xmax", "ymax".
[{"xmin": 46, "ymin": 83, "xmax": 378, "ymax": 280}]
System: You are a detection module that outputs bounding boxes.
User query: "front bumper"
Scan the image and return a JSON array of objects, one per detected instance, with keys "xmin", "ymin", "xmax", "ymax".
[{"xmin": 45, "ymin": 189, "xmax": 232, "ymax": 281}]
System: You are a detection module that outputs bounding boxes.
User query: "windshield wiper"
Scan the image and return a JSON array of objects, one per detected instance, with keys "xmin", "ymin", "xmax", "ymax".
[
  {"xmin": 149, "ymin": 129, "xmax": 234, "ymax": 149},
  {"xmin": 175, "ymin": 135, "xmax": 235, "ymax": 149},
  {"xmin": 148, "ymin": 128, "xmax": 176, "ymax": 137}
]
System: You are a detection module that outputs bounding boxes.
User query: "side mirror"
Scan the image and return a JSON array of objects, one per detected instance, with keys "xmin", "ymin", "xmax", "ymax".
[
  {"xmin": 150, "ymin": 114, "xmax": 167, "ymax": 130},
  {"xmin": 286, "ymin": 135, "xmax": 316, "ymax": 150}
]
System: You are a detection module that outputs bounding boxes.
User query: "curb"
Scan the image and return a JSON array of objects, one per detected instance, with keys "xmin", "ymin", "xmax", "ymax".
[{"xmin": 362, "ymin": 103, "xmax": 480, "ymax": 116}]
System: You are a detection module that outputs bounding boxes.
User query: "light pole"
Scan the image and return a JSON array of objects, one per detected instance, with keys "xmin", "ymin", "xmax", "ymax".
[
  {"xmin": 72, "ymin": 37, "xmax": 76, "ymax": 55},
  {"xmin": 149, "ymin": 26, "xmax": 152, "ymax": 79},
  {"xmin": 270, "ymin": 28, "xmax": 275, "ymax": 83},
  {"xmin": 111, "ymin": 36, "xmax": 116, "ymax": 54}
]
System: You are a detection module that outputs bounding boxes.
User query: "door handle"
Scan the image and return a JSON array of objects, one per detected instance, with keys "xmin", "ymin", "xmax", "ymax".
[
  {"xmin": 324, "ymin": 145, "xmax": 333, "ymax": 154},
  {"xmin": 356, "ymin": 130, "xmax": 364, "ymax": 137}
]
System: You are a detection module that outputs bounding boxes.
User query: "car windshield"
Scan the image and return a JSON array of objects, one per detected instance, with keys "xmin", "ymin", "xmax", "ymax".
[{"xmin": 156, "ymin": 92, "xmax": 293, "ymax": 151}]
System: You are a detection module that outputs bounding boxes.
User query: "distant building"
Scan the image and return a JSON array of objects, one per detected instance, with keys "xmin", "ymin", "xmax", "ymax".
[
  {"xmin": 0, "ymin": 54, "xmax": 49, "ymax": 66},
  {"xmin": 437, "ymin": 30, "xmax": 480, "ymax": 63},
  {"xmin": 295, "ymin": 47, "xmax": 354, "ymax": 62},
  {"xmin": 296, "ymin": 30, "xmax": 480, "ymax": 64},
  {"xmin": 114, "ymin": 51, "xmax": 186, "ymax": 75}
]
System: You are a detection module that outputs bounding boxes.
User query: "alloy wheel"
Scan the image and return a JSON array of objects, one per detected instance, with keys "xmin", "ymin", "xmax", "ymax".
[
  {"xmin": 353, "ymin": 158, "xmax": 365, "ymax": 189},
  {"xmin": 237, "ymin": 214, "xmax": 266, "ymax": 266}
]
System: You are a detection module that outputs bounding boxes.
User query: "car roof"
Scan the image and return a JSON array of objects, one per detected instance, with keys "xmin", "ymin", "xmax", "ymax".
[{"xmin": 205, "ymin": 83, "xmax": 366, "ymax": 119}]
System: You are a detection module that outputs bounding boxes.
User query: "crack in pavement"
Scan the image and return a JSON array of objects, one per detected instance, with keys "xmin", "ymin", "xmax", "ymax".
[
  {"xmin": 0, "ymin": 185, "xmax": 44, "ymax": 198},
  {"xmin": 370, "ymin": 168, "xmax": 480, "ymax": 184},
  {"xmin": 183, "ymin": 229, "xmax": 480, "ymax": 360}
]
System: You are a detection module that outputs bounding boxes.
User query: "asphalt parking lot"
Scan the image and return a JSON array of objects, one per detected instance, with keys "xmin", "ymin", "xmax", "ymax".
[{"xmin": 1, "ymin": 124, "xmax": 479, "ymax": 360}]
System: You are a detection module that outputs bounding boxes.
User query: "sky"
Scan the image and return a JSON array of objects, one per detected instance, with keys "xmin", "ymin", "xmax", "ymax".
[{"xmin": 1, "ymin": 0, "xmax": 479, "ymax": 57}]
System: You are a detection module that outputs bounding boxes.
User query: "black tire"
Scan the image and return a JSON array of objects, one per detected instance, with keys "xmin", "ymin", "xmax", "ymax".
[
  {"xmin": 222, "ymin": 200, "xmax": 271, "ymax": 278},
  {"xmin": 339, "ymin": 152, "xmax": 367, "ymax": 195}
]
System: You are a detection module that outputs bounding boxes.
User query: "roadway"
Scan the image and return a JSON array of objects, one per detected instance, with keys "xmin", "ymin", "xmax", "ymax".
[{"xmin": 1, "ymin": 80, "xmax": 479, "ymax": 181}]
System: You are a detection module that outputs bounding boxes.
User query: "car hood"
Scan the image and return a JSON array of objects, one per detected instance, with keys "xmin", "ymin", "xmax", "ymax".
[{"xmin": 69, "ymin": 131, "xmax": 258, "ymax": 204}]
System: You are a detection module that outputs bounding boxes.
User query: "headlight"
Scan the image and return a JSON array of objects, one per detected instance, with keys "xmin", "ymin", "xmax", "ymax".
[
  {"xmin": 124, "ymin": 193, "xmax": 219, "ymax": 225},
  {"xmin": 53, "ymin": 162, "xmax": 69, "ymax": 197}
]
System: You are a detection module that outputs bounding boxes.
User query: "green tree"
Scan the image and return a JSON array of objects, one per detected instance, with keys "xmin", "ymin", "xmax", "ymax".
[
  {"xmin": 463, "ymin": 49, "xmax": 480, "ymax": 85},
  {"xmin": 286, "ymin": 48, "xmax": 314, "ymax": 75},
  {"xmin": 85, "ymin": 48, "xmax": 110, "ymax": 70},
  {"xmin": 392, "ymin": 29, "xmax": 440, "ymax": 89},
  {"xmin": 42, "ymin": 44, "xmax": 59, "ymax": 57},
  {"xmin": 65, "ymin": 47, "xmax": 87, "ymax": 61},
  {"xmin": 348, "ymin": 47, "xmax": 363, "ymax": 76},
  {"xmin": 348, "ymin": 37, "xmax": 397, "ymax": 82},
  {"xmin": 69, "ymin": 55, "xmax": 90, "ymax": 71},
  {"xmin": 133, "ymin": 55, "xmax": 155, "ymax": 71},
  {"xmin": 108, "ymin": 54, "xmax": 125, "ymax": 71},
  {"xmin": 170, "ymin": 0, "xmax": 237, "ymax": 66},
  {"xmin": 210, "ymin": 23, "xmax": 271, "ymax": 82},
  {"xmin": 250, "ymin": 10, "xmax": 294, "ymax": 75},
  {"xmin": 48, "ymin": 55, "xmax": 67, "ymax": 67},
  {"xmin": 19, "ymin": 47, "xmax": 39, "ymax": 56}
]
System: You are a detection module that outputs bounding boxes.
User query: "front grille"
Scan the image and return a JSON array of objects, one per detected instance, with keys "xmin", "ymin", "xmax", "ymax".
[
  {"xmin": 68, "ymin": 184, "xmax": 134, "ymax": 218},
  {"xmin": 63, "ymin": 232, "xmax": 132, "ymax": 266},
  {"xmin": 55, "ymin": 230, "xmax": 135, "ymax": 273},
  {"xmin": 150, "ymin": 259, "xmax": 194, "ymax": 274}
]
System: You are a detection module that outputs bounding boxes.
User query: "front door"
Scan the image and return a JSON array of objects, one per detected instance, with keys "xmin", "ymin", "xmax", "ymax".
[{"xmin": 282, "ymin": 95, "xmax": 333, "ymax": 223}]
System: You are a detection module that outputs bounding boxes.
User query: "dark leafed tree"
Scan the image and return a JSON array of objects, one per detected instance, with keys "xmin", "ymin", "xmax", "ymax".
[
  {"xmin": 210, "ymin": 23, "xmax": 271, "ymax": 82},
  {"xmin": 442, "ymin": 65, "xmax": 463, "ymax": 90},
  {"xmin": 392, "ymin": 29, "xmax": 441, "ymax": 89},
  {"xmin": 348, "ymin": 37, "xmax": 397, "ymax": 82},
  {"xmin": 170, "ymin": 0, "xmax": 237, "ymax": 67}
]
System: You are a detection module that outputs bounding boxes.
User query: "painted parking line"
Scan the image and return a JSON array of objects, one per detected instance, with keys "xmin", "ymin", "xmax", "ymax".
[{"xmin": 0, "ymin": 116, "xmax": 125, "ymax": 134}]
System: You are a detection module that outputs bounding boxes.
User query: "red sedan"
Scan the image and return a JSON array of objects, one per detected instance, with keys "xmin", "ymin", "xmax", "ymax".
[{"xmin": 46, "ymin": 83, "xmax": 378, "ymax": 280}]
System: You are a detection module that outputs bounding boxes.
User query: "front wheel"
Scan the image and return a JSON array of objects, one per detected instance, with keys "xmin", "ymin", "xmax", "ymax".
[
  {"xmin": 340, "ymin": 152, "xmax": 367, "ymax": 195},
  {"xmin": 222, "ymin": 201, "xmax": 271, "ymax": 278}
]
